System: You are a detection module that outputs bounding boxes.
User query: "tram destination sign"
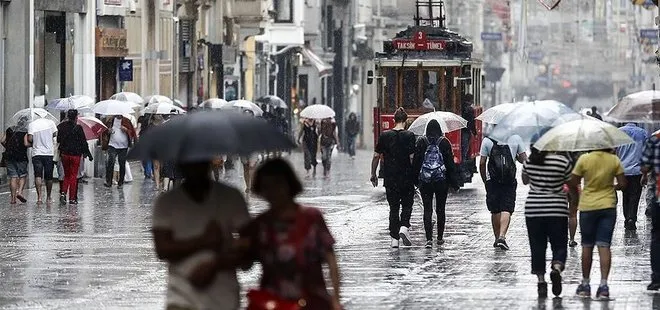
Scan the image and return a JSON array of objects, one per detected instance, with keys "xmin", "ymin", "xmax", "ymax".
[{"xmin": 392, "ymin": 31, "xmax": 446, "ymax": 51}]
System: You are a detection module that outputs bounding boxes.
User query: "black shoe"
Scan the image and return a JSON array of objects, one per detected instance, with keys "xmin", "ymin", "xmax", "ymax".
[
  {"xmin": 569, "ymin": 240, "xmax": 578, "ymax": 248},
  {"xmin": 538, "ymin": 282, "xmax": 548, "ymax": 298},
  {"xmin": 117, "ymin": 183, "xmax": 123, "ymax": 188},
  {"xmin": 648, "ymin": 282, "xmax": 660, "ymax": 291},
  {"xmin": 496, "ymin": 238, "xmax": 510, "ymax": 250},
  {"xmin": 550, "ymin": 269, "xmax": 563, "ymax": 296},
  {"xmin": 625, "ymin": 220, "xmax": 637, "ymax": 230},
  {"xmin": 59, "ymin": 194, "xmax": 66, "ymax": 205},
  {"xmin": 493, "ymin": 240, "xmax": 498, "ymax": 248},
  {"xmin": 69, "ymin": 200, "xmax": 78, "ymax": 205},
  {"xmin": 103, "ymin": 182, "xmax": 112, "ymax": 188}
]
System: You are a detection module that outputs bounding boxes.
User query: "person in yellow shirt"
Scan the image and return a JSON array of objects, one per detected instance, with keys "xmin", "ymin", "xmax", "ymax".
[{"xmin": 568, "ymin": 149, "xmax": 626, "ymax": 300}]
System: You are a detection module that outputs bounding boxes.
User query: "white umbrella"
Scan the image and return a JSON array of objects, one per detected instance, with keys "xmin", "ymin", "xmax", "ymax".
[
  {"xmin": 93, "ymin": 100, "xmax": 137, "ymax": 116},
  {"xmin": 300, "ymin": 104, "xmax": 335, "ymax": 119},
  {"xmin": 606, "ymin": 90, "xmax": 660, "ymax": 123},
  {"xmin": 488, "ymin": 100, "xmax": 575, "ymax": 145},
  {"xmin": 47, "ymin": 95, "xmax": 95, "ymax": 112},
  {"xmin": 145, "ymin": 95, "xmax": 174, "ymax": 105},
  {"xmin": 476, "ymin": 102, "xmax": 520, "ymax": 124},
  {"xmin": 144, "ymin": 102, "xmax": 186, "ymax": 115},
  {"xmin": 27, "ymin": 118, "xmax": 57, "ymax": 134},
  {"xmin": 534, "ymin": 119, "xmax": 634, "ymax": 152},
  {"xmin": 408, "ymin": 111, "xmax": 467, "ymax": 135},
  {"xmin": 224, "ymin": 100, "xmax": 263, "ymax": 116},
  {"xmin": 172, "ymin": 99, "xmax": 185, "ymax": 108},
  {"xmin": 199, "ymin": 98, "xmax": 229, "ymax": 110},
  {"xmin": 10, "ymin": 108, "xmax": 58, "ymax": 132},
  {"xmin": 111, "ymin": 92, "xmax": 144, "ymax": 104}
]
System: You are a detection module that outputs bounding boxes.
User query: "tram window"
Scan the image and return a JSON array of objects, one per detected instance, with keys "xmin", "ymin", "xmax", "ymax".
[
  {"xmin": 385, "ymin": 68, "xmax": 396, "ymax": 111},
  {"xmin": 402, "ymin": 70, "xmax": 418, "ymax": 109},
  {"xmin": 422, "ymin": 70, "xmax": 440, "ymax": 110}
]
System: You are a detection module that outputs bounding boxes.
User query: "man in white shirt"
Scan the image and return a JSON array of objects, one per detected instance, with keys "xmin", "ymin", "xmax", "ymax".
[
  {"xmin": 103, "ymin": 116, "xmax": 133, "ymax": 188},
  {"xmin": 152, "ymin": 161, "xmax": 250, "ymax": 310},
  {"xmin": 25, "ymin": 124, "xmax": 57, "ymax": 204}
]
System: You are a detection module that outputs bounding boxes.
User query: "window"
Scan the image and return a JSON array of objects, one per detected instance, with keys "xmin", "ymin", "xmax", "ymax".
[
  {"xmin": 274, "ymin": 0, "xmax": 293, "ymax": 23},
  {"xmin": 401, "ymin": 70, "xmax": 418, "ymax": 110}
]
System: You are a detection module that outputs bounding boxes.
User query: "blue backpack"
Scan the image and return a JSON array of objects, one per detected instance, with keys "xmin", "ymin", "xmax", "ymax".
[{"xmin": 419, "ymin": 137, "xmax": 446, "ymax": 183}]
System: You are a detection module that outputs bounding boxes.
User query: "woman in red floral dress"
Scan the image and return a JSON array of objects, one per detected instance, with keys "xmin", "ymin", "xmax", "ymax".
[{"xmin": 240, "ymin": 159, "xmax": 341, "ymax": 310}]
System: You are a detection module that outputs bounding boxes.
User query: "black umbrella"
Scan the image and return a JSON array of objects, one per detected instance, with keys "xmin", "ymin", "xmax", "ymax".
[
  {"xmin": 127, "ymin": 111, "xmax": 295, "ymax": 162},
  {"xmin": 256, "ymin": 95, "xmax": 288, "ymax": 109}
]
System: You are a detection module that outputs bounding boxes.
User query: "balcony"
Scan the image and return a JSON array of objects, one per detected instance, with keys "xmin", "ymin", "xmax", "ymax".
[{"xmin": 233, "ymin": 0, "xmax": 268, "ymax": 26}]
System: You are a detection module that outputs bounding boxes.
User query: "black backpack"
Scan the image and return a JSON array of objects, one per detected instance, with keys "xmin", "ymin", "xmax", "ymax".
[{"xmin": 487, "ymin": 138, "xmax": 516, "ymax": 184}]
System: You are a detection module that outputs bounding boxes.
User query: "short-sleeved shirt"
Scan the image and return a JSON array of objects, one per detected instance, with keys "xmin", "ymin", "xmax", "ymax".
[
  {"xmin": 375, "ymin": 129, "xmax": 417, "ymax": 186},
  {"xmin": 240, "ymin": 207, "xmax": 335, "ymax": 308},
  {"xmin": 4, "ymin": 128, "xmax": 28, "ymax": 162},
  {"xmin": 29, "ymin": 127, "xmax": 56, "ymax": 157},
  {"xmin": 642, "ymin": 133, "xmax": 660, "ymax": 202},
  {"xmin": 616, "ymin": 123, "xmax": 648, "ymax": 175},
  {"xmin": 572, "ymin": 151, "xmax": 624, "ymax": 212},
  {"xmin": 152, "ymin": 183, "xmax": 250, "ymax": 310},
  {"xmin": 479, "ymin": 136, "xmax": 526, "ymax": 181},
  {"xmin": 522, "ymin": 154, "xmax": 573, "ymax": 217}
]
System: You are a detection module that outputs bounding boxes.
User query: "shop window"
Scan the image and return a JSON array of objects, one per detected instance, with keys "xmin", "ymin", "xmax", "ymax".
[
  {"xmin": 274, "ymin": 0, "xmax": 293, "ymax": 23},
  {"xmin": 401, "ymin": 70, "xmax": 418, "ymax": 110},
  {"xmin": 421, "ymin": 70, "xmax": 440, "ymax": 110}
]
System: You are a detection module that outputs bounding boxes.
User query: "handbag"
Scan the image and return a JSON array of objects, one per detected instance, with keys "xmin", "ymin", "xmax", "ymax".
[{"xmin": 246, "ymin": 208, "xmax": 316, "ymax": 310}]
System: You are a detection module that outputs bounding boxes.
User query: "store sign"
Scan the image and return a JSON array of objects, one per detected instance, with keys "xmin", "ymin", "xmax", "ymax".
[
  {"xmin": 393, "ymin": 31, "xmax": 446, "ymax": 51},
  {"xmin": 118, "ymin": 60, "xmax": 133, "ymax": 82},
  {"xmin": 95, "ymin": 27, "xmax": 128, "ymax": 58},
  {"xmin": 104, "ymin": 0, "xmax": 122, "ymax": 5}
]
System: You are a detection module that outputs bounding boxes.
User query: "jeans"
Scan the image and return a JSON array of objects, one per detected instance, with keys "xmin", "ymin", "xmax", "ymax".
[
  {"xmin": 347, "ymin": 135, "xmax": 357, "ymax": 157},
  {"xmin": 623, "ymin": 175, "xmax": 643, "ymax": 223},
  {"xmin": 106, "ymin": 147, "xmax": 128, "ymax": 185},
  {"xmin": 526, "ymin": 217, "xmax": 568, "ymax": 274},
  {"xmin": 420, "ymin": 180, "xmax": 449, "ymax": 241},
  {"xmin": 580, "ymin": 208, "xmax": 617, "ymax": 247},
  {"xmin": 32, "ymin": 155, "xmax": 54, "ymax": 180},
  {"xmin": 647, "ymin": 186, "xmax": 655, "ymax": 211},
  {"xmin": 461, "ymin": 131, "xmax": 471, "ymax": 162},
  {"xmin": 61, "ymin": 154, "xmax": 81, "ymax": 200},
  {"xmin": 651, "ymin": 201, "xmax": 660, "ymax": 282},
  {"xmin": 142, "ymin": 161, "xmax": 153, "ymax": 178},
  {"xmin": 385, "ymin": 181, "xmax": 414, "ymax": 239}
]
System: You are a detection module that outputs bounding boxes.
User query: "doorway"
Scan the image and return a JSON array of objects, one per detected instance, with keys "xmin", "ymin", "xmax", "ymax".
[
  {"xmin": 96, "ymin": 58, "xmax": 118, "ymax": 101},
  {"xmin": 44, "ymin": 12, "xmax": 66, "ymax": 99}
]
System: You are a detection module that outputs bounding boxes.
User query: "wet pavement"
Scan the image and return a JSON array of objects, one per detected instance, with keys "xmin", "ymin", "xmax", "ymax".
[{"xmin": 1, "ymin": 151, "xmax": 659, "ymax": 309}]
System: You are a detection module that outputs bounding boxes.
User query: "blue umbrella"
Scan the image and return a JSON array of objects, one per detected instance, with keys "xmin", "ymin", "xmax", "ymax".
[{"xmin": 487, "ymin": 100, "xmax": 577, "ymax": 145}]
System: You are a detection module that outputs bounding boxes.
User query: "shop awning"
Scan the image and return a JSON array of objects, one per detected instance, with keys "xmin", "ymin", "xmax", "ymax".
[{"xmin": 300, "ymin": 47, "xmax": 332, "ymax": 77}]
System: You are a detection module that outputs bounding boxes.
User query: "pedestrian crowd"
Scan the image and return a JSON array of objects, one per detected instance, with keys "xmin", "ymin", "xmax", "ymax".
[{"xmin": 370, "ymin": 106, "xmax": 660, "ymax": 301}]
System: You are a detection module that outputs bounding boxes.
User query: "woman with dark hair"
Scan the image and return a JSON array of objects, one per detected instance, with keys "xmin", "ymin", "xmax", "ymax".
[
  {"xmin": 2, "ymin": 125, "xmax": 28, "ymax": 204},
  {"xmin": 240, "ymin": 159, "xmax": 342, "ymax": 310},
  {"xmin": 522, "ymin": 146, "xmax": 575, "ymax": 298},
  {"xmin": 57, "ymin": 110, "xmax": 93, "ymax": 205},
  {"xmin": 413, "ymin": 119, "xmax": 458, "ymax": 248}
]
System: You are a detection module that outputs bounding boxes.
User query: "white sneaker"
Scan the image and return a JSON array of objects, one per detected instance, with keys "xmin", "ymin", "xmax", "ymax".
[
  {"xmin": 391, "ymin": 238, "xmax": 399, "ymax": 248},
  {"xmin": 399, "ymin": 226, "xmax": 412, "ymax": 246}
]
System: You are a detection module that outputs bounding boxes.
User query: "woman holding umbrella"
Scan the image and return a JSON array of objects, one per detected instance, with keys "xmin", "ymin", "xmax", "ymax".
[{"xmin": 298, "ymin": 118, "xmax": 319, "ymax": 177}]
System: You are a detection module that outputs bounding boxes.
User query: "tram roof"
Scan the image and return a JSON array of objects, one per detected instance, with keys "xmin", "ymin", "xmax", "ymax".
[{"xmin": 375, "ymin": 57, "xmax": 483, "ymax": 68}]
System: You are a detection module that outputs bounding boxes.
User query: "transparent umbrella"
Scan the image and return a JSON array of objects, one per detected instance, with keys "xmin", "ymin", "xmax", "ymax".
[
  {"xmin": 408, "ymin": 111, "xmax": 467, "ymax": 135},
  {"xmin": 145, "ymin": 95, "xmax": 173, "ymax": 105},
  {"xmin": 144, "ymin": 102, "xmax": 186, "ymax": 115},
  {"xmin": 300, "ymin": 104, "xmax": 335, "ymax": 119},
  {"xmin": 10, "ymin": 108, "xmax": 58, "ymax": 132},
  {"xmin": 476, "ymin": 102, "xmax": 520, "ymax": 124},
  {"xmin": 256, "ymin": 95, "xmax": 288, "ymax": 109},
  {"xmin": 111, "ymin": 92, "xmax": 144, "ymax": 104},
  {"xmin": 534, "ymin": 119, "xmax": 634, "ymax": 152},
  {"xmin": 93, "ymin": 100, "xmax": 138, "ymax": 116},
  {"xmin": 47, "ymin": 95, "xmax": 95, "ymax": 112},
  {"xmin": 198, "ymin": 98, "xmax": 229, "ymax": 110},
  {"xmin": 606, "ymin": 90, "xmax": 660, "ymax": 123},
  {"xmin": 222, "ymin": 100, "xmax": 263, "ymax": 116},
  {"xmin": 487, "ymin": 100, "xmax": 575, "ymax": 145}
]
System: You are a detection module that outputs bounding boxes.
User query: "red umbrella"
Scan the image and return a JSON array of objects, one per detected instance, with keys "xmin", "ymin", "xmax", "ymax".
[{"xmin": 77, "ymin": 116, "xmax": 108, "ymax": 140}]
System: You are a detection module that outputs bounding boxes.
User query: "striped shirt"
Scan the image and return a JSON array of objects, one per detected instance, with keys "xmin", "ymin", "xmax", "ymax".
[{"xmin": 522, "ymin": 154, "xmax": 574, "ymax": 218}]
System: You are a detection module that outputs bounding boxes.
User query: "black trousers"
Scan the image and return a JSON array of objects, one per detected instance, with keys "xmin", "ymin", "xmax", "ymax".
[
  {"xmin": 526, "ymin": 217, "xmax": 568, "ymax": 274},
  {"xmin": 652, "ymin": 201, "xmax": 660, "ymax": 282},
  {"xmin": 385, "ymin": 181, "xmax": 414, "ymax": 239},
  {"xmin": 623, "ymin": 175, "xmax": 643, "ymax": 223},
  {"xmin": 106, "ymin": 147, "xmax": 128, "ymax": 185},
  {"xmin": 420, "ymin": 181, "xmax": 449, "ymax": 241}
]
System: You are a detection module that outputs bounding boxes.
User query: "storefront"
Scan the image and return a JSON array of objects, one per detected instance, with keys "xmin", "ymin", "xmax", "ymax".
[{"xmin": 95, "ymin": 27, "xmax": 128, "ymax": 101}]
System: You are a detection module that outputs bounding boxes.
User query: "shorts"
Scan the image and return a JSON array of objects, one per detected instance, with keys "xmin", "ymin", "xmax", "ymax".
[
  {"xmin": 485, "ymin": 180, "xmax": 517, "ymax": 214},
  {"xmin": 32, "ymin": 155, "xmax": 54, "ymax": 180},
  {"xmin": 6, "ymin": 160, "xmax": 28, "ymax": 178},
  {"xmin": 579, "ymin": 208, "xmax": 616, "ymax": 247}
]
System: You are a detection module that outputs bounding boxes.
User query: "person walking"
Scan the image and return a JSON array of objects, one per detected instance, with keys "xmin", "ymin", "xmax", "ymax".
[
  {"xmin": 102, "ymin": 115, "xmax": 136, "ymax": 188},
  {"xmin": 616, "ymin": 123, "xmax": 648, "ymax": 230},
  {"xmin": 569, "ymin": 149, "xmax": 626, "ymax": 299},
  {"xmin": 642, "ymin": 131, "xmax": 660, "ymax": 291},
  {"xmin": 461, "ymin": 95, "xmax": 477, "ymax": 164},
  {"xmin": 479, "ymin": 131, "xmax": 527, "ymax": 250},
  {"xmin": 57, "ymin": 110, "xmax": 93, "ymax": 205},
  {"xmin": 298, "ymin": 118, "xmax": 319, "ymax": 177},
  {"xmin": 137, "ymin": 112, "xmax": 153, "ymax": 179},
  {"xmin": 150, "ymin": 115, "xmax": 166, "ymax": 190},
  {"xmin": 240, "ymin": 159, "xmax": 342, "ymax": 310},
  {"xmin": 2, "ymin": 126, "xmax": 28, "ymax": 204},
  {"xmin": 371, "ymin": 107, "xmax": 417, "ymax": 248},
  {"xmin": 152, "ymin": 161, "xmax": 251, "ymax": 310},
  {"xmin": 25, "ymin": 120, "xmax": 57, "ymax": 204},
  {"xmin": 413, "ymin": 119, "xmax": 459, "ymax": 248},
  {"xmin": 522, "ymin": 147, "xmax": 576, "ymax": 298},
  {"xmin": 319, "ymin": 118, "xmax": 339, "ymax": 178},
  {"xmin": 346, "ymin": 113, "xmax": 360, "ymax": 159}
]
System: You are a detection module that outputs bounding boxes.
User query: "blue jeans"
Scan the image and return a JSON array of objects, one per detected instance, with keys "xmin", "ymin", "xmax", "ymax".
[
  {"xmin": 347, "ymin": 135, "xmax": 357, "ymax": 157},
  {"xmin": 142, "ymin": 161, "xmax": 153, "ymax": 178},
  {"xmin": 579, "ymin": 208, "xmax": 616, "ymax": 247}
]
